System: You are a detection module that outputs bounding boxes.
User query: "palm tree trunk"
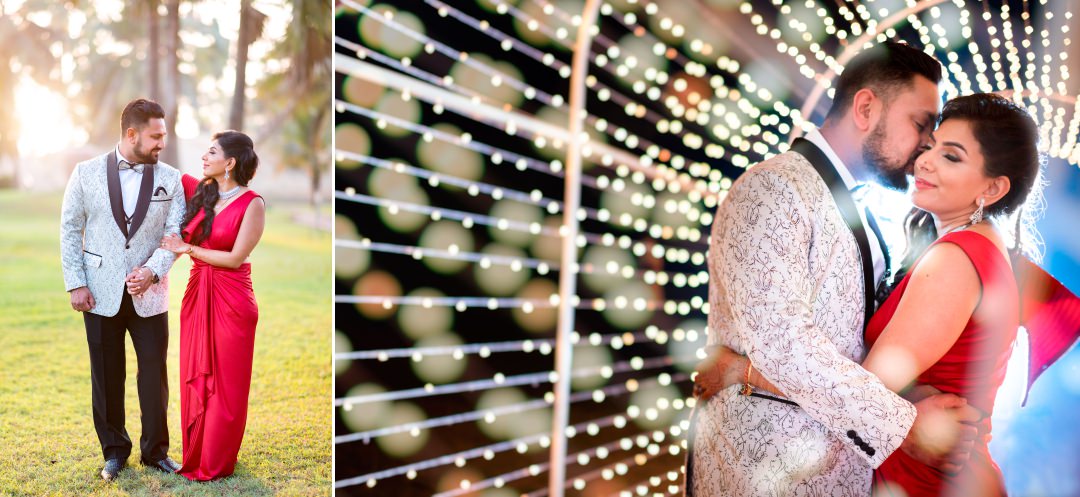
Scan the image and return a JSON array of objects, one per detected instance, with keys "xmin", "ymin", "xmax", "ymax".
[
  {"xmin": 161, "ymin": 0, "xmax": 181, "ymax": 167},
  {"xmin": 251, "ymin": 85, "xmax": 305, "ymax": 146},
  {"xmin": 147, "ymin": 0, "xmax": 161, "ymax": 100},
  {"xmin": 309, "ymin": 101, "xmax": 328, "ymax": 207},
  {"xmin": 0, "ymin": 54, "xmax": 19, "ymax": 188},
  {"xmin": 229, "ymin": 0, "xmax": 253, "ymax": 131}
]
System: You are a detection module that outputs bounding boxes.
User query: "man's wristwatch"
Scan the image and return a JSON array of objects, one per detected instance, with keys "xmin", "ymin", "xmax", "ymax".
[{"xmin": 144, "ymin": 267, "xmax": 159, "ymax": 284}]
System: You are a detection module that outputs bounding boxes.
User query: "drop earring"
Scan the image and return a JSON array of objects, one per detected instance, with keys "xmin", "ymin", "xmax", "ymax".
[{"xmin": 970, "ymin": 197, "xmax": 985, "ymax": 225}]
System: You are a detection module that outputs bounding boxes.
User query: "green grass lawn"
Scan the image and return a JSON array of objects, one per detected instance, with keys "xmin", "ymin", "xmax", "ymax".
[{"xmin": 0, "ymin": 191, "xmax": 331, "ymax": 496}]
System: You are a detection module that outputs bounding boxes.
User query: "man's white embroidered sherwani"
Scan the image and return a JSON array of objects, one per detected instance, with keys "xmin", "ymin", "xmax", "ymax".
[{"xmin": 689, "ymin": 144, "xmax": 918, "ymax": 496}]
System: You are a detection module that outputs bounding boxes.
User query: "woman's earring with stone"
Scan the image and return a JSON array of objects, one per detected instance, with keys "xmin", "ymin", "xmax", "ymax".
[{"xmin": 970, "ymin": 197, "xmax": 985, "ymax": 224}]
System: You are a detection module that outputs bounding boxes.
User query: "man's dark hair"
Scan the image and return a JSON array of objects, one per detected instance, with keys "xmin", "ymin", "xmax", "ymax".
[
  {"xmin": 825, "ymin": 40, "xmax": 943, "ymax": 121},
  {"xmin": 119, "ymin": 98, "xmax": 165, "ymax": 136}
]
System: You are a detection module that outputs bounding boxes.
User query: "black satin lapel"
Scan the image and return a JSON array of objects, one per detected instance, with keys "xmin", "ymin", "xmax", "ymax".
[
  {"xmin": 105, "ymin": 151, "xmax": 129, "ymax": 239},
  {"xmin": 790, "ymin": 138, "xmax": 876, "ymax": 329},
  {"xmin": 126, "ymin": 163, "xmax": 156, "ymax": 240}
]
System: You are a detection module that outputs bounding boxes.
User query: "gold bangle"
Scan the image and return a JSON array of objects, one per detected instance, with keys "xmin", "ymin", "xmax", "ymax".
[
  {"xmin": 186, "ymin": 245, "xmax": 194, "ymax": 255},
  {"xmin": 740, "ymin": 360, "xmax": 754, "ymax": 396}
]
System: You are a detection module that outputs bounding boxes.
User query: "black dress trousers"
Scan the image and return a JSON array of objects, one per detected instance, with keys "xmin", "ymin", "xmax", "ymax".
[{"xmin": 83, "ymin": 290, "xmax": 170, "ymax": 462}]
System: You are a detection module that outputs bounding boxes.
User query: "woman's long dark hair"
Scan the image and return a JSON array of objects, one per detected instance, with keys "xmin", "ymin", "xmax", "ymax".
[
  {"xmin": 181, "ymin": 131, "xmax": 259, "ymax": 245},
  {"xmin": 886, "ymin": 93, "xmax": 1043, "ymax": 294}
]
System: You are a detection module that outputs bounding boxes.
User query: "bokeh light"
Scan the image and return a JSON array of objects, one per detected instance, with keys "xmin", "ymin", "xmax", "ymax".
[
  {"xmin": 340, "ymin": 383, "xmax": 393, "ymax": 432},
  {"xmin": 570, "ymin": 345, "xmax": 613, "ymax": 391},
  {"xmin": 352, "ymin": 270, "xmax": 400, "ymax": 319},
  {"xmin": 475, "ymin": 244, "xmax": 532, "ymax": 296},
  {"xmin": 411, "ymin": 332, "xmax": 468, "ymax": 384},
  {"xmin": 335, "ymin": 215, "xmax": 370, "ymax": 280},
  {"xmin": 416, "ymin": 123, "xmax": 485, "ymax": 182},
  {"xmin": 335, "ymin": 331, "xmax": 354, "ymax": 376},
  {"xmin": 335, "ymin": 123, "xmax": 373, "ymax": 170},
  {"xmin": 513, "ymin": 278, "xmax": 559, "ymax": 333},
  {"xmin": 419, "ymin": 220, "xmax": 475, "ymax": 274},
  {"xmin": 374, "ymin": 90, "xmax": 422, "ymax": 138},
  {"xmin": 375, "ymin": 402, "xmax": 429, "ymax": 458},
  {"xmin": 397, "ymin": 287, "xmax": 453, "ymax": 340},
  {"xmin": 359, "ymin": 4, "xmax": 425, "ymax": 59},
  {"xmin": 486, "ymin": 200, "xmax": 544, "ymax": 248},
  {"xmin": 601, "ymin": 281, "xmax": 656, "ymax": 330}
]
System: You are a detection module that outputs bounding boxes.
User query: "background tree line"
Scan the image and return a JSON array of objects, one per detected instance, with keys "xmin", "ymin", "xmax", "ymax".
[{"xmin": 0, "ymin": 0, "xmax": 330, "ymax": 205}]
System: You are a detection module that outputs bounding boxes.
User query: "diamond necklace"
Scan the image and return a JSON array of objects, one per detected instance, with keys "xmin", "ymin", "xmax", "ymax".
[
  {"xmin": 942, "ymin": 218, "xmax": 984, "ymax": 236},
  {"xmin": 219, "ymin": 185, "xmax": 242, "ymax": 201}
]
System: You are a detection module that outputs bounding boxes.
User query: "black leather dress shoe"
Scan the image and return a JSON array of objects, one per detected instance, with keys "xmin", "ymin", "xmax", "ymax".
[
  {"xmin": 100, "ymin": 458, "xmax": 126, "ymax": 482},
  {"xmin": 142, "ymin": 456, "xmax": 181, "ymax": 474}
]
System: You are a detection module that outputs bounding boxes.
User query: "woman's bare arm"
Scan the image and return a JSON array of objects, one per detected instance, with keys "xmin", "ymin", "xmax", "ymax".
[
  {"xmin": 861, "ymin": 242, "xmax": 980, "ymax": 393},
  {"xmin": 161, "ymin": 198, "xmax": 266, "ymax": 268}
]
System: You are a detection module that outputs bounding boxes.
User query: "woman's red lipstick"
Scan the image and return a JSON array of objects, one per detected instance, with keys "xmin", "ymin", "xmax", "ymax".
[{"xmin": 914, "ymin": 177, "xmax": 935, "ymax": 190}]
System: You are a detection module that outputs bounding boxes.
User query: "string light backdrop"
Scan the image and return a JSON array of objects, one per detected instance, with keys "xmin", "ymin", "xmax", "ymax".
[{"xmin": 333, "ymin": 1, "xmax": 1080, "ymax": 495}]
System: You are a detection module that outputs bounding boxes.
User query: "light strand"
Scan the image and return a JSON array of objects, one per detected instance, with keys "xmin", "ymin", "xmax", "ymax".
[
  {"xmin": 336, "ymin": 326, "xmax": 705, "ymax": 361},
  {"xmin": 335, "ymin": 188, "xmax": 709, "ymax": 256},
  {"xmin": 336, "ymin": 355, "xmax": 689, "ymax": 407},
  {"xmin": 336, "ymin": 293, "xmax": 706, "ymax": 317},
  {"xmin": 335, "ymin": 237, "xmax": 709, "ymax": 289},
  {"xmin": 336, "ymin": 372, "xmax": 691, "ymax": 446},
  {"xmin": 344, "ymin": 0, "xmax": 563, "ymax": 106}
]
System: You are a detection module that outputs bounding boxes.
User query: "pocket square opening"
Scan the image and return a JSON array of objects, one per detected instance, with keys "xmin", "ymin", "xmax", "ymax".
[{"xmin": 83, "ymin": 251, "xmax": 103, "ymax": 268}]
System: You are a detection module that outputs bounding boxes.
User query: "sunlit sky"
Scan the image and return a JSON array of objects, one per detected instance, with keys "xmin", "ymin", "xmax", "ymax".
[{"xmin": 8, "ymin": 0, "xmax": 293, "ymax": 158}]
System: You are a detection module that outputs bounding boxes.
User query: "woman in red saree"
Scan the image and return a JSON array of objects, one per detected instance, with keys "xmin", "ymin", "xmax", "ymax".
[{"xmin": 161, "ymin": 130, "xmax": 265, "ymax": 481}]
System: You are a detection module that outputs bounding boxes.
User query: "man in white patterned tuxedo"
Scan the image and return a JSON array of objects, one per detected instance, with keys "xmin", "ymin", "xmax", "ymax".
[
  {"xmin": 61, "ymin": 99, "xmax": 186, "ymax": 481},
  {"xmin": 687, "ymin": 42, "xmax": 980, "ymax": 496}
]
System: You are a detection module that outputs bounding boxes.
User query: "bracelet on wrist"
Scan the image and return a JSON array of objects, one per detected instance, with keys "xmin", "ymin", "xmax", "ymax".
[{"xmin": 740, "ymin": 360, "xmax": 754, "ymax": 396}]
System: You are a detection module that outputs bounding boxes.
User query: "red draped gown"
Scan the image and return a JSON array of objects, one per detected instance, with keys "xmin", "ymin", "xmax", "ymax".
[
  {"xmin": 867, "ymin": 231, "xmax": 1018, "ymax": 497},
  {"xmin": 177, "ymin": 174, "xmax": 260, "ymax": 481}
]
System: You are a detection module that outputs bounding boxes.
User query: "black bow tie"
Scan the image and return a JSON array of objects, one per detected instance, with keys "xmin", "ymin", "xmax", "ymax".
[{"xmin": 119, "ymin": 161, "xmax": 145, "ymax": 174}]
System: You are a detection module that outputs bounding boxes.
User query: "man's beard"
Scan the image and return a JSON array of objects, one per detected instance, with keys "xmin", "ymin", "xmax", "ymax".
[
  {"xmin": 862, "ymin": 121, "xmax": 915, "ymax": 191},
  {"xmin": 131, "ymin": 136, "xmax": 161, "ymax": 165}
]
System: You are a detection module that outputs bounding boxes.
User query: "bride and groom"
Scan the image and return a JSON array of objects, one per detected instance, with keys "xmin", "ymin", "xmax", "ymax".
[
  {"xmin": 59, "ymin": 98, "xmax": 266, "ymax": 482},
  {"xmin": 688, "ymin": 40, "xmax": 1076, "ymax": 496}
]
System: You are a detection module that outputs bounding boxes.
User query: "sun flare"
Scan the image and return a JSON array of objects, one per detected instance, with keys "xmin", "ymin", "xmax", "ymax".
[{"xmin": 14, "ymin": 79, "xmax": 86, "ymax": 158}]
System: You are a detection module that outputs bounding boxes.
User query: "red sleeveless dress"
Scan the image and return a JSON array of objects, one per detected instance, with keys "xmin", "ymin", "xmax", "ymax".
[
  {"xmin": 177, "ymin": 174, "xmax": 261, "ymax": 480},
  {"xmin": 866, "ymin": 231, "xmax": 1018, "ymax": 496}
]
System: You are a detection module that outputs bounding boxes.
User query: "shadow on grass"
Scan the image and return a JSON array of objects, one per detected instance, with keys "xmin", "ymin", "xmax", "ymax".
[{"xmin": 109, "ymin": 464, "xmax": 273, "ymax": 497}]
